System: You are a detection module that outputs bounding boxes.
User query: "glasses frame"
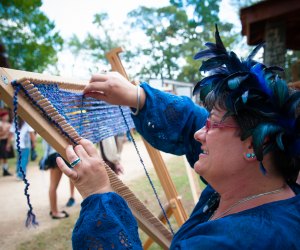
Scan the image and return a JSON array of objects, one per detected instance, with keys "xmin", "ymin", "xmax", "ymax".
[{"xmin": 205, "ymin": 119, "xmax": 238, "ymax": 133}]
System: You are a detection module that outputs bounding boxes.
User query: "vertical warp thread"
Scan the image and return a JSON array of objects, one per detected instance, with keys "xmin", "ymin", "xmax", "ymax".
[
  {"xmin": 118, "ymin": 106, "xmax": 175, "ymax": 235},
  {"xmin": 13, "ymin": 84, "xmax": 38, "ymax": 227},
  {"xmin": 78, "ymin": 94, "xmax": 85, "ymax": 137}
]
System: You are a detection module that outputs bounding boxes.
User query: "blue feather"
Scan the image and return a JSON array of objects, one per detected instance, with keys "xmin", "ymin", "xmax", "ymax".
[
  {"xmin": 242, "ymin": 91, "xmax": 248, "ymax": 103},
  {"xmin": 200, "ymin": 55, "xmax": 228, "ymax": 72},
  {"xmin": 246, "ymin": 42, "xmax": 265, "ymax": 61},
  {"xmin": 276, "ymin": 132, "xmax": 285, "ymax": 151},
  {"xmin": 214, "ymin": 24, "xmax": 226, "ymax": 51},
  {"xmin": 193, "ymin": 74, "xmax": 225, "ymax": 96},
  {"xmin": 250, "ymin": 64, "xmax": 272, "ymax": 97},
  {"xmin": 252, "ymin": 123, "xmax": 283, "ymax": 161}
]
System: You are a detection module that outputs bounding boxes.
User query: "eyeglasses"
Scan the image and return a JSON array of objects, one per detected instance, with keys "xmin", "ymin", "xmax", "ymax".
[{"xmin": 205, "ymin": 119, "xmax": 238, "ymax": 133}]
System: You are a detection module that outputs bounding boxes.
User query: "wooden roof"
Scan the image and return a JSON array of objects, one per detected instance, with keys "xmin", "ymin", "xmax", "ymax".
[{"xmin": 240, "ymin": 0, "xmax": 300, "ymax": 50}]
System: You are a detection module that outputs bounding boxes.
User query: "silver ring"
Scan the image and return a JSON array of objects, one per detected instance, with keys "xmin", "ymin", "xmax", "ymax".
[{"xmin": 70, "ymin": 158, "xmax": 81, "ymax": 168}]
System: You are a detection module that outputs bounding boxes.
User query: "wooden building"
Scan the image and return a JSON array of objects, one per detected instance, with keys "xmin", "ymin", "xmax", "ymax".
[{"xmin": 240, "ymin": 0, "xmax": 300, "ymax": 89}]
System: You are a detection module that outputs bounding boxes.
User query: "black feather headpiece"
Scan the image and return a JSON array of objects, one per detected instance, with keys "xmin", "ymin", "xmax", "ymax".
[{"xmin": 193, "ymin": 25, "xmax": 300, "ymax": 175}]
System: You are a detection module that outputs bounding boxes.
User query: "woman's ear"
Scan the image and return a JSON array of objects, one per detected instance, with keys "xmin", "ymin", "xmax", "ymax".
[{"xmin": 243, "ymin": 137, "xmax": 257, "ymax": 161}]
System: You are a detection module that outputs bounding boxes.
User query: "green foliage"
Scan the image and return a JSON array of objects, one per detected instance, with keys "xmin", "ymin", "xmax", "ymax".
[
  {"xmin": 67, "ymin": 1, "xmax": 240, "ymax": 82},
  {"xmin": 0, "ymin": 0, "xmax": 63, "ymax": 72},
  {"xmin": 286, "ymin": 50, "xmax": 300, "ymax": 82},
  {"xmin": 68, "ymin": 12, "xmax": 129, "ymax": 71},
  {"xmin": 127, "ymin": 1, "xmax": 238, "ymax": 82}
]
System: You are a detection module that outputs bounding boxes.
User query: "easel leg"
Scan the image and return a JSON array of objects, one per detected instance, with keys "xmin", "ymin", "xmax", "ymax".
[{"xmin": 143, "ymin": 204, "xmax": 173, "ymax": 249}]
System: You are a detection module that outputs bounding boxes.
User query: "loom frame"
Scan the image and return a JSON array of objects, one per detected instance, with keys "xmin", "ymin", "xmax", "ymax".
[{"xmin": 0, "ymin": 66, "xmax": 172, "ymax": 249}]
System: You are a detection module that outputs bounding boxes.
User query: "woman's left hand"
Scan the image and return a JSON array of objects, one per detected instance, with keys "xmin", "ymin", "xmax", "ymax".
[{"xmin": 56, "ymin": 139, "xmax": 113, "ymax": 199}]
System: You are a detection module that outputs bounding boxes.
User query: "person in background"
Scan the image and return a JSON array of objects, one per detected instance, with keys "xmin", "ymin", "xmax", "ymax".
[
  {"xmin": 57, "ymin": 29, "xmax": 300, "ymax": 249},
  {"xmin": 40, "ymin": 140, "xmax": 76, "ymax": 219},
  {"xmin": 99, "ymin": 135, "xmax": 124, "ymax": 175},
  {"xmin": 66, "ymin": 181, "xmax": 76, "ymax": 207},
  {"xmin": 0, "ymin": 110, "xmax": 14, "ymax": 176},
  {"xmin": 8, "ymin": 117, "xmax": 36, "ymax": 180}
]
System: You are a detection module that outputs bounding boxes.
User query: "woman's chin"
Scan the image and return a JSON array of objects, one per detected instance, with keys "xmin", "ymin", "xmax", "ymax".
[{"xmin": 193, "ymin": 162, "xmax": 203, "ymax": 175}]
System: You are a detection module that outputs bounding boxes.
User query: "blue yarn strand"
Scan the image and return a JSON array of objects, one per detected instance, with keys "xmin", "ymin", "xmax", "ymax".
[
  {"xmin": 13, "ymin": 84, "xmax": 38, "ymax": 227},
  {"xmin": 118, "ymin": 106, "xmax": 175, "ymax": 235}
]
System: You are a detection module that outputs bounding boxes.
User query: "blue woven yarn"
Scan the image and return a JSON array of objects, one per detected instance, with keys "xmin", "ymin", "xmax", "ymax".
[{"xmin": 10, "ymin": 80, "xmax": 135, "ymax": 227}]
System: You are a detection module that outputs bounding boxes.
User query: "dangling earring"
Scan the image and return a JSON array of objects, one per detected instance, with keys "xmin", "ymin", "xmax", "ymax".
[{"xmin": 246, "ymin": 153, "xmax": 256, "ymax": 159}]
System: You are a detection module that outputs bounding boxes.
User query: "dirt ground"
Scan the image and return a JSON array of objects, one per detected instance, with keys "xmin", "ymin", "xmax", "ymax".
[{"xmin": 0, "ymin": 140, "xmax": 174, "ymax": 250}]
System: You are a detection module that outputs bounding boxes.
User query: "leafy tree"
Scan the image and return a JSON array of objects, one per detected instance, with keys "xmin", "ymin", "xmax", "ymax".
[
  {"xmin": 68, "ymin": 1, "xmax": 238, "ymax": 82},
  {"xmin": 68, "ymin": 13, "xmax": 134, "ymax": 74},
  {"xmin": 0, "ymin": 0, "xmax": 63, "ymax": 72},
  {"xmin": 127, "ymin": 0, "xmax": 237, "ymax": 82}
]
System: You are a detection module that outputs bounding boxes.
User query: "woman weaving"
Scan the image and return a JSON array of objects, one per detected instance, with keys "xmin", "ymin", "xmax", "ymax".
[{"xmin": 56, "ymin": 29, "xmax": 300, "ymax": 249}]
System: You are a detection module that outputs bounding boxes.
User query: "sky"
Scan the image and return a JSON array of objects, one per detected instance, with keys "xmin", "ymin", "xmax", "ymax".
[{"xmin": 40, "ymin": 0, "xmax": 240, "ymax": 79}]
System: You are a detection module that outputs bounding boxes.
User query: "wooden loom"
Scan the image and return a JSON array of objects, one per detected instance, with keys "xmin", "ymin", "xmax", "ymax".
[
  {"xmin": 0, "ymin": 47, "xmax": 188, "ymax": 248},
  {"xmin": 106, "ymin": 48, "xmax": 188, "ymax": 248},
  {"xmin": 0, "ymin": 67, "xmax": 172, "ymax": 249}
]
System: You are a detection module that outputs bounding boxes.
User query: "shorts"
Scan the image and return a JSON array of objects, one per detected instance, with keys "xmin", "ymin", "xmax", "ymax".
[
  {"xmin": 0, "ymin": 139, "xmax": 15, "ymax": 159},
  {"xmin": 39, "ymin": 152, "xmax": 71, "ymax": 170}
]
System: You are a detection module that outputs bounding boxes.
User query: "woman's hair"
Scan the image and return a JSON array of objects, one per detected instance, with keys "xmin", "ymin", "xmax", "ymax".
[{"xmin": 193, "ymin": 25, "xmax": 300, "ymax": 183}]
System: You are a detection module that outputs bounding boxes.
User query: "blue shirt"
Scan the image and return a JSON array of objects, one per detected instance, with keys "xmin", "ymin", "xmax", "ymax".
[{"xmin": 72, "ymin": 83, "xmax": 300, "ymax": 249}]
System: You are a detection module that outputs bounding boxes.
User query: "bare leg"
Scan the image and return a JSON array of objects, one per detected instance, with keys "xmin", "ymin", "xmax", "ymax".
[
  {"xmin": 49, "ymin": 167, "xmax": 66, "ymax": 217},
  {"xmin": 70, "ymin": 180, "xmax": 75, "ymax": 198},
  {"xmin": 66, "ymin": 180, "xmax": 76, "ymax": 207}
]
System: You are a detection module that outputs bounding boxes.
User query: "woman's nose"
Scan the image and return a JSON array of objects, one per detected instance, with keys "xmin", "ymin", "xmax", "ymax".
[{"xmin": 194, "ymin": 126, "xmax": 206, "ymax": 142}]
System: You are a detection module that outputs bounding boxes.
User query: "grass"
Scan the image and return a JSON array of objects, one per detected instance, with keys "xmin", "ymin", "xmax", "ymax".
[
  {"xmin": 16, "ymin": 138, "xmax": 206, "ymax": 249},
  {"xmin": 17, "ymin": 214, "xmax": 78, "ymax": 250}
]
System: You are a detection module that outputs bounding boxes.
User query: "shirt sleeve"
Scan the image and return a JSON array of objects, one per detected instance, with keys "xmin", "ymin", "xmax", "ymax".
[
  {"xmin": 72, "ymin": 192, "xmax": 143, "ymax": 250},
  {"xmin": 25, "ymin": 122, "xmax": 34, "ymax": 132},
  {"xmin": 102, "ymin": 136, "xmax": 120, "ymax": 164},
  {"xmin": 132, "ymin": 83, "xmax": 209, "ymax": 167},
  {"xmin": 9, "ymin": 123, "xmax": 15, "ymax": 133}
]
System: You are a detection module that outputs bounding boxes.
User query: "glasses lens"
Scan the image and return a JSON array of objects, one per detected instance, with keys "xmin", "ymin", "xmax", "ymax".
[{"xmin": 205, "ymin": 119, "xmax": 210, "ymax": 132}]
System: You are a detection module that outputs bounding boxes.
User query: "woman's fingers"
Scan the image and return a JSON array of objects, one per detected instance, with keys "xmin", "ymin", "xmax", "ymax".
[
  {"xmin": 56, "ymin": 157, "xmax": 78, "ymax": 181},
  {"xmin": 78, "ymin": 139, "xmax": 99, "ymax": 157},
  {"xmin": 89, "ymin": 73, "xmax": 108, "ymax": 83},
  {"xmin": 84, "ymin": 91, "xmax": 106, "ymax": 99},
  {"xmin": 84, "ymin": 75, "xmax": 109, "ymax": 96},
  {"xmin": 66, "ymin": 145, "xmax": 82, "ymax": 166},
  {"xmin": 57, "ymin": 139, "xmax": 113, "ymax": 199}
]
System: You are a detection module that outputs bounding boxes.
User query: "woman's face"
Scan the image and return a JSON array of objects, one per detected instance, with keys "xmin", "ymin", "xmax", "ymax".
[
  {"xmin": 1, "ymin": 114, "xmax": 9, "ymax": 122},
  {"xmin": 193, "ymin": 108, "xmax": 245, "ymax": 183}
]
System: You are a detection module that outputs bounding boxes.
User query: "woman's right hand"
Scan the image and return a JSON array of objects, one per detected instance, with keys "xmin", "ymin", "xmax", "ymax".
[{"xmin": 84, "ymin": 71, "xmax": 145, "ymax": 109}]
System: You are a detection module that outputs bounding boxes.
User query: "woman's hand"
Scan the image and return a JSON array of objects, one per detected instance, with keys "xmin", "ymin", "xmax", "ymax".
[
  {"xmin": 56, "ymin": 139, "xmax": 112, "ymax": 199},
  {"xmin": 84, "ymin": 71, "xmax": 145, "ymax": 109}
]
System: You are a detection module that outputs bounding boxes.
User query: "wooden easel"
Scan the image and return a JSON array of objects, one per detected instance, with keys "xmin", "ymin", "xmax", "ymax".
[{"xmin": 106, "ymin": 48, "xmax": 188, "ymax": 248}]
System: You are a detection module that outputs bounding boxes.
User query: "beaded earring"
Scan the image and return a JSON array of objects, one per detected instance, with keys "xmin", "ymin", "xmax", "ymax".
[{"xmin": 246, "ymin": 153, "xmax": 256, "ymax": 159}]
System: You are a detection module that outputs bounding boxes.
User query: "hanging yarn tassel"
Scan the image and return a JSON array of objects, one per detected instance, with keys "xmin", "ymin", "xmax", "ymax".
[{"xmin": 13, "ymin": 83, "xmax": 38, "ymax": 227}]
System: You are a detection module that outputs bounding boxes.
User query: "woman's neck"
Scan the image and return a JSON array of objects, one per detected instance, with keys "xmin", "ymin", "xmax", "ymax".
[{"xmin": 210, "ymin": 177, "xmax": 294, "ymax": 220}]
